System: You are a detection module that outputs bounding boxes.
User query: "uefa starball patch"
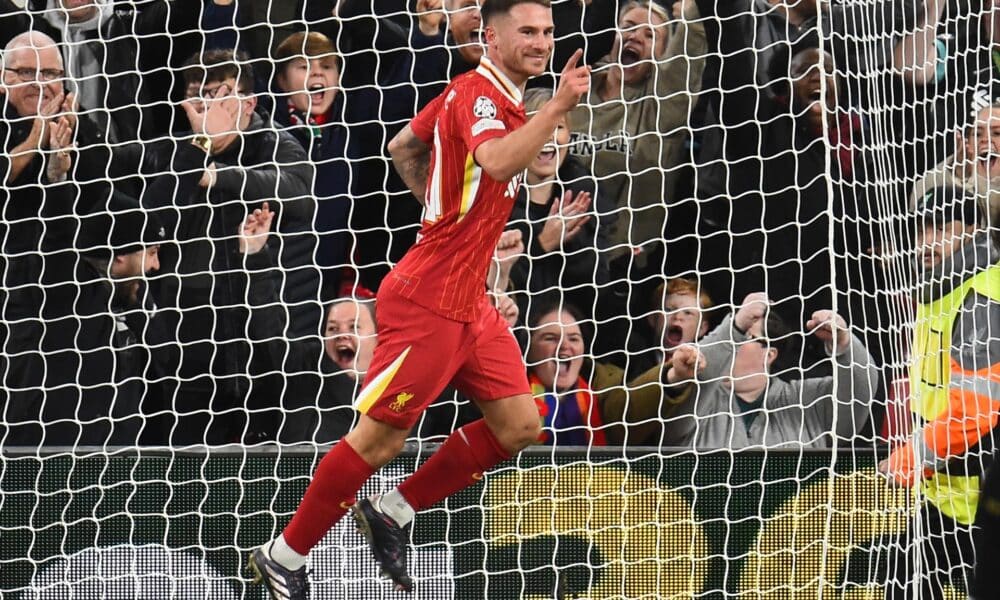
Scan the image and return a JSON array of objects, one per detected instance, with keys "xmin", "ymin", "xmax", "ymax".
[{"xmin": 473, "ymin": 96, "xmax": 497, "ymax": 119}]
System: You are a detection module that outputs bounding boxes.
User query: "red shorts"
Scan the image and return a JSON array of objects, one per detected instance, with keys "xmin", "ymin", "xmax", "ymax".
[{"xmin": 355, "ymin": 287, "xmax": 530, "ymax": 429}]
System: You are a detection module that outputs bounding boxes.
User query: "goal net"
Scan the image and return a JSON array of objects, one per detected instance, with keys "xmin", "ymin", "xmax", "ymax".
[{"xmin": 1, "ymin": 0, "xmax": 997, "ymax": 598}]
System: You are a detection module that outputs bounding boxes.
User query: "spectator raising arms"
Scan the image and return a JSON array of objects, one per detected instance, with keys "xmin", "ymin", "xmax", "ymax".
[
  {"xmin": 658, "ymin": 293, "xmax": 878, "ymax": 449},
  {"xmin": 567, "ymin": 0, "xmax": 706, "ymax": 274}
]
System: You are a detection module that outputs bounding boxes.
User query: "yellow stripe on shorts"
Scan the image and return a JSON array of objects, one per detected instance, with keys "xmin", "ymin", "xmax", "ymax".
[{"xmin": 354, "ymin": 346, "xmax": 412, "ymax": 414}]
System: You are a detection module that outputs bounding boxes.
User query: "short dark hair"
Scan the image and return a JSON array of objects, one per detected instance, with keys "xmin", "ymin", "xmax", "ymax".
[
  {"xmin": 481, "ymin": 0, "xmax": 550, "ymax": 24},
  {"xmin": 527, "ymin": 297, "xmax": 585, "ymax": 331},
  {"xmin": 183, "ymin": 49, "xmax": 254, "ymax": 94},
  {"xmin": 327, "ymin": 297, "xmax": 377, "ymax": 330}
]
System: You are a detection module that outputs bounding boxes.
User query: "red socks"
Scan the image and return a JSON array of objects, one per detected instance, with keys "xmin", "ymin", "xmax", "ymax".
[
  {"xmin": 282, "ymin": 419, "xmax": 511, "ymax": 554},
  {"xmin": 282, "ymin": 440, "xmax": 375, "ymax": 554},
  {"xmin": 398, "ymin": 419, "xmax": 511, "ymax": 511}
]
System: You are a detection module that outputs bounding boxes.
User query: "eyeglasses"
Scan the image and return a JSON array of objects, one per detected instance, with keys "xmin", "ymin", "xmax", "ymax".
[{"xmin": 3, "ymin": 67, "xmax": 64, "ymax": 82}]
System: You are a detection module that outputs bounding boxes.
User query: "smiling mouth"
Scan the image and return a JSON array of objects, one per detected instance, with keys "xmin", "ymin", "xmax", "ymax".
[{"xmin": 536, "ymin": 144, "xmax": 557, "ymax": 162}]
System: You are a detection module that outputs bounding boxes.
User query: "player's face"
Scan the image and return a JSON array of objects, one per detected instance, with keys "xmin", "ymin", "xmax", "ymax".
[
  {"xmin": 963, "ymin": 106, "xmax": 1000, "ymax": 180},
  {"xmin": 653, "ymin": 292, "xmax": 706, "ymax": 350},
  {"xmin": 277, "ymin": 56, "xmax": 340, "ymax": 117},
  {"xmin": 487, "ymin": 3, "xmax": 554, "ymax": 81},
  {"xmin": 447, "ymin": 0, "xmax": 484, "ymax": 65},
  {"xmin": 1, "ymin": 45, "xmax": 64, "ymax": 117},
  {"xmin": 915, "ymin": 220, "xmax": 975, "ymax": 271},
  {"xmin": 729, "ymin": 320, "xmax": 775, "ymax": 395},
  {"xmin": 528, "ymin": 114, "xmax": 570, "ymax": 179},
  {"xmin": 527, "ymin": 309, "xmax": 585, "ymax": 392},
  {"xmin": 325, "ymin": 301, "xmax": 378, "ymax": 379},
  {"xmin": 611, "ymin": 6, "xmax": 667, "ymax": 86}
]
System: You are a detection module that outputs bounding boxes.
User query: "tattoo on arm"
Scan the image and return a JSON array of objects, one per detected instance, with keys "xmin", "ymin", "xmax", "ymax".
[{"xmin": 392, "ymin": 132, "xmax": 431, "ymax": 205}]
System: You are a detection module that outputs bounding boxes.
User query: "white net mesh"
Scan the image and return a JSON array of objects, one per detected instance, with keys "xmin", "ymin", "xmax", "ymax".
[{"xmin": 1, "ymin": 0, "xmax": 998, "ymax": 598}]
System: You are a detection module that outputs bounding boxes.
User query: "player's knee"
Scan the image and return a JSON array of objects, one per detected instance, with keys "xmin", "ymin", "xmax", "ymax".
[
  {"xmin": 497, "ymin": 417, "xmax": 542, "ymax": 454},
  {"xmin": 345, "ymin": 419, "xmax": 409, "ymax": 467},
  {"xmin": 366, "ymin": 434, "xmax": 407, "ymax": 467}
]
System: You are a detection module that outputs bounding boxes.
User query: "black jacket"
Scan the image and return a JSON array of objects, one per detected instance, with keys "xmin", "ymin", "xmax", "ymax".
[
  {"xmin": 115, "ymin": 108, "xmax": 316, "ymax": 341},
  {"xmin": 5, "ymin": 0, "xmax": 201, "ymax": 141},
  {"xmin": 508, "ymin": 156, "xmax": 615, "ymax": 303},
  {"xmin": 2, "ymin": 142, "xmax": 280, "ymax": 446}
]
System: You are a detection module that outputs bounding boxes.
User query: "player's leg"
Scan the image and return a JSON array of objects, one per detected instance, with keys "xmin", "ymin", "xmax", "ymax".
[
  {"xmin": 251, "ymin": 293, "xmax": 461, "ymax": 598},
  {"xmin": 392, "ymin": 392, "xmax": 538, "ymax": 513},
  {"xmin": 381, "ymin": 301, "xmax": 537, "ymax": 526}
]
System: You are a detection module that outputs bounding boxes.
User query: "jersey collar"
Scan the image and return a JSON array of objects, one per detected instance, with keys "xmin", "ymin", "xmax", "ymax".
[{"xmin": 476, "ymin": 57, "xmax": 523, "ymax": 106}]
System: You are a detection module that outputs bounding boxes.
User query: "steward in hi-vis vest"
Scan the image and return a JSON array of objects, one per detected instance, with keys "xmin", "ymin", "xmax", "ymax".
[
  {"xmin": 882, "ymin": 184, "xmax": 999, "ymax": 599},
  {"xmin": 884, "ymin": 186, "xmax": 1000, "ymax": 524}
]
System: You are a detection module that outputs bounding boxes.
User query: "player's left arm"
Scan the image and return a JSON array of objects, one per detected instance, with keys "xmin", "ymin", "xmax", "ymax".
[{"xmin": 388, "ymin": 125, "xmax": 431, "ymax": 205}]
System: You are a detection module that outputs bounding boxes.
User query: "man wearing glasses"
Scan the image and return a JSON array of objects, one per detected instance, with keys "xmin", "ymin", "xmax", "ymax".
[
  {"xmin": 657, "ymin": 292, "xmax": 879, "ymax": 449},
  {"xmin": 1, "ymin": 31, "xmax": 113, "ymax": 319},
  {"xmin": 111, "ymin": 49, "xmax": 314, "ymax": 444}
]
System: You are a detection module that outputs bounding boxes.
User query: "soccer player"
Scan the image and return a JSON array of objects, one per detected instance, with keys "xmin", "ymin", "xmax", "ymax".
[{"xmin": 248, "ymin": 0, "xmax": 590, "ymax": 597}]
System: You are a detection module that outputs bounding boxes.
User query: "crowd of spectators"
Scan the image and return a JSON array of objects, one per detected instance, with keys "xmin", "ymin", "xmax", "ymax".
[{"xmin": 1, "ymin": 0, "xmax": 998, "ymax": 452}]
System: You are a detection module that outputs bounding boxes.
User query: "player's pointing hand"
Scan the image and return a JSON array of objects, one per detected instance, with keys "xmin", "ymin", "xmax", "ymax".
[{"xmin": 552, "ymin": 48, "xmax": 591, "ymax": 113}]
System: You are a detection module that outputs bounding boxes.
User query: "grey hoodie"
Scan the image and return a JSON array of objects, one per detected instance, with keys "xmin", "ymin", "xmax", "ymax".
[{"xmin": 662, "ymin": 314, "xmax": 880, "ymax": 449}]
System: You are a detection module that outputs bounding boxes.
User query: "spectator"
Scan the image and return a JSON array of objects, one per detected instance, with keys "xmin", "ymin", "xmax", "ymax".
[
  {"xmin": 1, "ymin": 31, "xmax": 116, "ymax": 328},
  {"xmin": 506, "ymin": 87, "xmax": 615, "ymax": 316},
  {"xmin": 325, "ymin": 0, "xmax": 487, "ymax": 291},
  {"xmin": 566, "ymin": 0, "xmax": 706, "ymax": 275},
  {"xmin": 281, "ymin": 295, "xmax": 498, "ymax": 444},
  {"xmin": 526, "ymin": 303, "xmax": 609, "ymax": 447},
  {"xmin": 658, "ymin": 292, "xmax": 878, "ymax": 449},
  {"xmin": 692, "ymin": 0, "xmax": 920, "ymax": 197},
  {"xmin": 4, "ymin": 0, "xmax": 202, "ymax": 141},
  {"xmin": 3, "ymin": 116, "xmax": 279, "ymax": 445},
  {"xmin": 880, "ymin": 184, "xmax": 1000, "ymax": 600},
  {"xmin": 911, "ymin": 100, "xmax": 1000, "ymax": 250},
  {"xmin": 279, "ymin": 298, "xmax": 374, "ymax": 444},
  {"xmin": 694, "ymin": 24, "xmax": 876, "ymax": 330},
  {"xmin": 109, "ymin": 49, "xmax": 313, "ymax": 443},
  {"xmin": 272, "ymin": 31, "xmax": 355, "ymax": 300},
  {"xmin": 625, "ymin": 276, "xmax": 714, "ymax": 376},
  {"xmin": 599, "ymin": 278, "xmax": 714, "ymax": 446}
]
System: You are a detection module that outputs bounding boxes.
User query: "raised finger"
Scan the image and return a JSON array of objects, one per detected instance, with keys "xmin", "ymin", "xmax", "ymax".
[{"xmin": 562, "ymin": 48, "xmax": 583, "ymax": 74}]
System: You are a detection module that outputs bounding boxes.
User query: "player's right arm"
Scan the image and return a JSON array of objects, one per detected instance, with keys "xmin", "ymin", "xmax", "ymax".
[
  {"xmin": 388, "ymin": 91, "xmax": 445, "ymax": 205},
  {"xmin": 388, "ymin": 125, "xmax": 431, "ymax": 205},
  {"xmin": 473, "ymin": 49, "xmax": 591, "ymax": 183}
]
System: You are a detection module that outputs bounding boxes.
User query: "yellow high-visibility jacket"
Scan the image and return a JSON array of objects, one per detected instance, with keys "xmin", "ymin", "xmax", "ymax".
[{"xmin": 887, "ymin": 233, "xmax": 1000, "ymax": 525}]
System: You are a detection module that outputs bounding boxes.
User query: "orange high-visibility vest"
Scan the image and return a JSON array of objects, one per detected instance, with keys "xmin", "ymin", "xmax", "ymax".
[{"xmin": 911, "ymin": 263, "xmax": 1000, "ymax": 525}]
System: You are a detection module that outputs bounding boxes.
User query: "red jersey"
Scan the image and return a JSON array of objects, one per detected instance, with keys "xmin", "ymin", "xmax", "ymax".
[{"xmin": 384, "ymin": 56, "xmax": 527, "ymax": 322}]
